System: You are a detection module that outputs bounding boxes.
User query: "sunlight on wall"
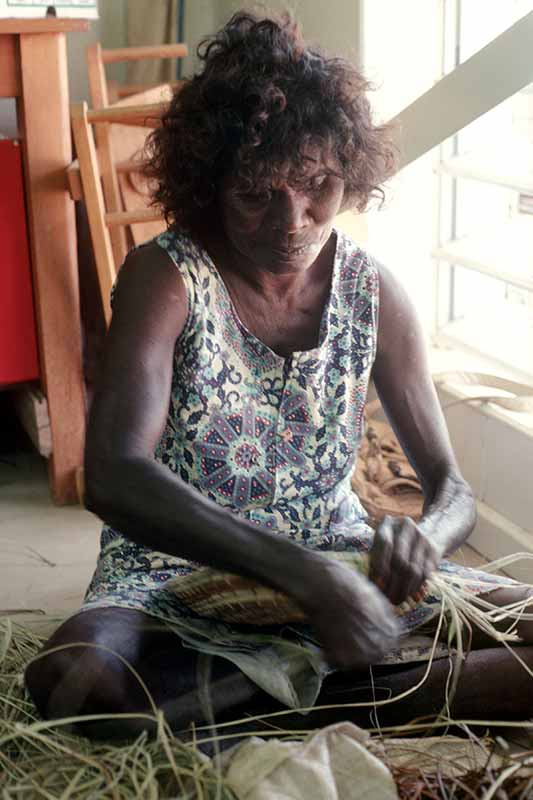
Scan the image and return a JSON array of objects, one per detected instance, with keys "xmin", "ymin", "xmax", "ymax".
[{"xmin": 360, "ymin": 0, "xmax": 443, "ymax": 335}]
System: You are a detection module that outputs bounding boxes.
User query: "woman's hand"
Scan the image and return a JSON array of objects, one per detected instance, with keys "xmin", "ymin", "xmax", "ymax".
[
  {"xmin": 294, "ymin": 556, "xmax": 400, "ymax": 669},
  {"xmin": 369, "ymin": 515, "xmax": 442, "ymax": 606}
]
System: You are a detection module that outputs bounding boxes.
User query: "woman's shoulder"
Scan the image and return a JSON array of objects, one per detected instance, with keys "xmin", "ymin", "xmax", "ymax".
[
  {"xmin": 334, "ymin": 228, "xmax": 380, "ymax": 294},
  {"xmin": 154, "ymin": 227, "xmax": 212, "ymax": 274},
  {"xmin": 96, "ymin": 241, "xmax": 190, "ymax": 374},
  {"xmin": 109, "ymin": 236, "xmax": 188, "ymax": 320},
  {"xmin": 110, "ymin": 227, "xmax": 208, "ymax": 307}
]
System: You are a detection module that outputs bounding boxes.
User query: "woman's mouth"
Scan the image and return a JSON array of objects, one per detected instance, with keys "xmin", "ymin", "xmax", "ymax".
[{"xmin": 270, "ymin": 243, "xmax": 315, "ymax": 258}]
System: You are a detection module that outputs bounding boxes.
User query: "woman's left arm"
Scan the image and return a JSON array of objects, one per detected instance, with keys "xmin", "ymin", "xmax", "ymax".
[{"xmin": 368, "ymin": 262, "xmax": 477, "ymax": 606}]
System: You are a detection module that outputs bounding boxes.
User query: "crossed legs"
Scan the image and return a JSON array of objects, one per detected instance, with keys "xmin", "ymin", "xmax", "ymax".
[{"xmin": 25, "ymin": 585, "xmax": 533, "ymax": 741}]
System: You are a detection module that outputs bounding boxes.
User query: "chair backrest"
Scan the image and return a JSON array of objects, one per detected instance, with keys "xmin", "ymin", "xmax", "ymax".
[
  {"xmin": 70, "ymin": 101, "xmax": 166, "ymax": 327},
  {"xmin": 85, "ymin": 42, "xmax": 186, "ymax": 266},
  {"xmin": 87, "ymin": 42, "xmax": 187, "ymax": 106}
]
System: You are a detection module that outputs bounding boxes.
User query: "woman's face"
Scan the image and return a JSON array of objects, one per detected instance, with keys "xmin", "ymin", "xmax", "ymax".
[{"xmin": 219, "ymin": 151, "xmax": 345, "ymax": 275}]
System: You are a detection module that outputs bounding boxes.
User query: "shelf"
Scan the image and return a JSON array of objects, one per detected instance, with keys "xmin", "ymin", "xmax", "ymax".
[
  {"xmin": 0, "ymin": 20, "xmax": 89, "ymax": 34},
  {"xmin": 436, "ymin": 151, "xmax": 533, "ymax": 195},
  {"xmin": 432, "ymin": 218, "xmax": 533, "ymax": 293}
]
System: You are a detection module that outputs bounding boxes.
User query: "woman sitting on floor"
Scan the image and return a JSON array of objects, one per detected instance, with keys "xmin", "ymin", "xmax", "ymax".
[{"xmin": 26, "ymin": 11, "xmax": 533, "ymax": 739}]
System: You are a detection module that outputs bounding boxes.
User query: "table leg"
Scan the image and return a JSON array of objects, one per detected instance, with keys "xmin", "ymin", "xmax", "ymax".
[{"xmin": 18, "ymin": 31, "xmax": 86, "ymax": 504}]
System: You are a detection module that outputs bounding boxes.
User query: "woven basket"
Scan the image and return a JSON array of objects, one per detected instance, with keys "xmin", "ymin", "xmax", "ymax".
[
  {"xmin": 168, "ymin": 552, "xmax": 425, "ymax": 626},
  {"xmin": 170, "ymin": 569, "xmax": 306, "ymax": 625}
]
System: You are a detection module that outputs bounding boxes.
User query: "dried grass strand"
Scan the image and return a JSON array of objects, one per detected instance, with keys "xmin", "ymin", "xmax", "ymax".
[{"xmin": 2, "ymin": 552, "xmax": 533, "ymax": 798}]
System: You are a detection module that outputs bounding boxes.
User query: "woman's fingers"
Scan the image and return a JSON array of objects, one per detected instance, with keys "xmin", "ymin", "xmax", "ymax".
[
  {"xmin": 409, "ymin": 534, "xmax": 440, "ymax": 601},
  {"xmin": 369, "ymin": 515, "xmax": 394, "ymax": 593},
  {"xmin": 371, "ymin": 516, "xmax": 441, "ymax": 606},
  {"xmin": 401, "ymin": 520, "xmax": 428, "ymax": 602},
  {"xmin": 386, "ymin": 517, "xmax": 415, "ymax": 604}
]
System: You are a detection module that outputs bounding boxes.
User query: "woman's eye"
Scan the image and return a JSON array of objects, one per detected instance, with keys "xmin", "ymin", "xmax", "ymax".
[
  {"xmin": 308, "ymin": 174, "xmax": 327, "ymax": 192},
  {"xmin": 237, "ymin": 191, "xmax": 270, "ymax": 205}
]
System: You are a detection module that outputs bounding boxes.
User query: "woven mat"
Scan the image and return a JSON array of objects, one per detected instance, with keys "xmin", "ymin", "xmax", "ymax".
[{"xmin": 351, "ymin": 399, "xmax": 424, "ymax": 524}]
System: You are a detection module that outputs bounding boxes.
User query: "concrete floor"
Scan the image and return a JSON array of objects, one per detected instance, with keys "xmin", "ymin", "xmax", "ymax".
[{"xmin": 0, "ymin": 449, "xmax": 100, "ymax": 621}]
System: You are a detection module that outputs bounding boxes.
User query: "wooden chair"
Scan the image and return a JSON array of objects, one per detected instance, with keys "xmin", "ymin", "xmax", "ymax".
[
  {"xmin": 85, "ymin": 42, "xmax": 186, "ymax": 267},
  {"xmin": 70, "ymin": 101, "xmax": 167, "ymax": 328},
  {"xmin": 86, "ymin": 42, "xmax": 187, "ymax": 106}
]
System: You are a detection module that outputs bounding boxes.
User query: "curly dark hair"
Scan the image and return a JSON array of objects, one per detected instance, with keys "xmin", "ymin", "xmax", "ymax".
[{"xmin": 144, "ymin": 10, "xmax": 396, "ymax": 232}]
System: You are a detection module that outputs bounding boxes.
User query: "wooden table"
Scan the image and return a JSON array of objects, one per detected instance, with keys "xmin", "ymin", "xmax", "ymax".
[{"xmin": 1, "ymin": 18, "xmax": 89, "ymax": 504}]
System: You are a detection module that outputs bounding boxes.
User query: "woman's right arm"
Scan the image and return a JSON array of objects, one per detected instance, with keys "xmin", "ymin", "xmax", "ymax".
[
  {"xmin": 85, "ymin": 243, "xmax": 398, "ymax": 667},
  {"xmin": 85, "ymin": 242, "xmax": 318, "ymax": 583}
]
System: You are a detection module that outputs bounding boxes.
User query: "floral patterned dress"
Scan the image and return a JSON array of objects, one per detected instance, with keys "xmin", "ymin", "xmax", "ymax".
[{"xmin": 82, "ymin": 228, "xmax": 516, "ymax": 709}]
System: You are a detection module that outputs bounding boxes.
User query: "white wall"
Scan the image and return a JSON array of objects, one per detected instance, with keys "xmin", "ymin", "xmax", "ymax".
[
  {"xmin": 0, "ymin": 0, "xmax": 128, "ymax": 138},
  {"xmin": 67, "ymin": 0, "xmax": 129, "ymax": 103},
  {"xmin": 181, "ymin": 0, "xmax": 218, "ymax": 75},
  {"xmin": 439, "ymin": 381, "xmax": 533, "ymax": 582},
  {"xmin": 217, "ymin": 0, "xmax": 361, "ymax": 61},
  {"xmin": 181, "ymin": 0, "xmax": 362, "ymax": 75}
]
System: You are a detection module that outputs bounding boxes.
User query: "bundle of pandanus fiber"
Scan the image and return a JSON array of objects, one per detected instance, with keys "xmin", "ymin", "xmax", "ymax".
[
  {"xmin": 390, "ymin": 759, "xmax": 533, "ymax": 799},
  {"xmin": 167, "ymin": 552, "xmax": 533, "ymax": 754},
  {"xmin": 352, "ymin": 372, "xmax": 533, "ymax": 526},
  {"xmin": 2, "ymin": 618, "xmax": 533, "ymax": 799},
  {"xmin": 351, "ymin": 398, "xmax": 424, "ymax": 524},
  {"xmin": 0, "ymin": 619, "xmax": 234, "ymax": 799}
]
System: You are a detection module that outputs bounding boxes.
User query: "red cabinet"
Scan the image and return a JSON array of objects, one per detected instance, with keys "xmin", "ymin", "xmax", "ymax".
[{"xmin": 0, "ymin": 139, "xmax": 39, "ymax": 387}]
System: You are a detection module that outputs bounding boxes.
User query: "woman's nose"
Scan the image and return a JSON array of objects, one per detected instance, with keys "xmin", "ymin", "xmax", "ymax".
[{"xmin": 270, "ymin": 187, "xmax": 309, "ymax": 232}]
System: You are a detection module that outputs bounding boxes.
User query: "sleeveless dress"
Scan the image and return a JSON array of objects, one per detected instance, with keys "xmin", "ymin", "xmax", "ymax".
[{"xmin": 82, "ymin": 228, "xmax": 517, "ymax": 709}]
